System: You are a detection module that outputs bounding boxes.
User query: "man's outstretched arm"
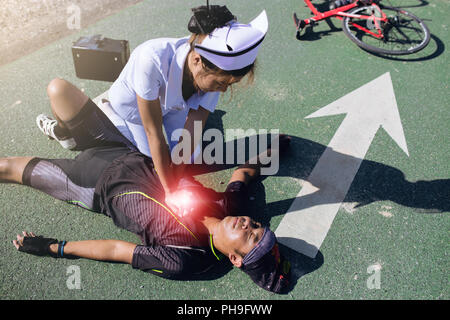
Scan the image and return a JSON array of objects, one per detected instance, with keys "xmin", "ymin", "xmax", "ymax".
[
  {"xmin": 13, "ymin": 231, "xmax": 198, "ymax": 279},
  {"xmin": 52, "ymin": 239, "xmax": 136, "ymax": 263},
  {"xmin": 13, "ymin": 231, "xmax": 136, "ymax": 264}
]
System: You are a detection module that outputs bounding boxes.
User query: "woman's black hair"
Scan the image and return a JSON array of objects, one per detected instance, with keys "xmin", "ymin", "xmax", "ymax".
[
  {"xmin": 188, "ymin": 5, "xmax": 236, "ymax": 34},
  {"xmin": 187, "ymin": 4, "xmax": 255, "ymax": 80}
]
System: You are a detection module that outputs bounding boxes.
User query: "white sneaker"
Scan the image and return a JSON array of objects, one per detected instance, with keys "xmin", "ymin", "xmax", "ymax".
[{"xmin": 36, "ymin": 114, "xmax": 77, "ymax": 150}]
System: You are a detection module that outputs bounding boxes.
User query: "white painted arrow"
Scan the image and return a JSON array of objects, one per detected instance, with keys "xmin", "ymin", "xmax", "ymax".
[{"xmin": 275, "ymin": 72, "xmax": 409, "ymax": 258}]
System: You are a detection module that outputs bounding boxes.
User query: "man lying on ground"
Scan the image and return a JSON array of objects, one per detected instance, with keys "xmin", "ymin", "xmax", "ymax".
[{"xmin": 1, "ymin": 102, "xmax": 292, "ymax": 293}]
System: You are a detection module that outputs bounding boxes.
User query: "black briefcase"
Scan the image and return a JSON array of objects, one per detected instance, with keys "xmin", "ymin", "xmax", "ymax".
[{"xmin": 72, "ymin": 34, "xmax": 130, "ymax": 82}]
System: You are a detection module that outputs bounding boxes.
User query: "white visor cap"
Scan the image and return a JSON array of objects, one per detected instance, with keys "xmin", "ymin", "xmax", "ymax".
[{"xmin": 194, "ymin": 10, "xmax": 268, "ymax": 71}]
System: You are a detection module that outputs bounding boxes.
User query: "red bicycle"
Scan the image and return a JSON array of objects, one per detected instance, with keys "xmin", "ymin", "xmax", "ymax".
[{"xmin": 294, "ymin": 0, "xmax": 430, "ymax": 55}]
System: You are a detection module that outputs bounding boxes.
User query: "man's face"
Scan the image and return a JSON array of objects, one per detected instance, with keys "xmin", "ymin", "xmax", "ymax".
[{"xmin": 215, "ymin": 216, "xmax": 265, "ymax": 259}]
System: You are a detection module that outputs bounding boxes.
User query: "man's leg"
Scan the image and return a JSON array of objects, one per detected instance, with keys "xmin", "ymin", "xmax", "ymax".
[
  {"xmin": 0, "ymin": 157, "xmax": 34, "ymax": 184},
  {"xmin": 42, "ymin": 77, "xmax": 135, "ymax": 151},
  {"xmin": 46, "ymin": 78, "xmax": 89, "ymax": 138},
  {"xmin": 0, "ymin": 155, "xmax": 99, "ymax": 211}
]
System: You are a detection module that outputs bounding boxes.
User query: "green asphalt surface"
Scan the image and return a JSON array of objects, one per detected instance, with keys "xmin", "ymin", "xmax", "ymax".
[{"xmin": 0, "ymin": 0, "xmax": 448, "ymax": 300}]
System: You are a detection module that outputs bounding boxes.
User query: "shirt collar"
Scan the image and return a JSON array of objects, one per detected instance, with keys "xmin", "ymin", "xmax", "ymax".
[
  {"xmin": 209, "ymin": 234, "xmax": 222, "ymax": 261},
  {"xmin": 164, "ymin": 41, "xmax": 190, "ymax": 111}
]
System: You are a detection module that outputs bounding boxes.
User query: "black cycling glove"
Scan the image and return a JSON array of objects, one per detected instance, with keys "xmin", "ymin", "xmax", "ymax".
[{"xmin": 18, "ymin": 236, "xmax": 62, "ymax": 258}]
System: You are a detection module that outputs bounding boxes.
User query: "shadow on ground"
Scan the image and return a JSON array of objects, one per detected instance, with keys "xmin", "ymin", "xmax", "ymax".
[{"xmin": 181, "ymin": 109, "xmax": 449, "ymax": 292}]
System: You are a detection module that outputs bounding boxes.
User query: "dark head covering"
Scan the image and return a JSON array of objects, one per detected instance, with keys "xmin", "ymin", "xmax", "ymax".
[
  {"xmin": 242, "ymin": 227, "xmax": 275, "ymax": 266},
  {"xmin": 241, "ymin": 231, "xmax": 291, "ymax": 294}
]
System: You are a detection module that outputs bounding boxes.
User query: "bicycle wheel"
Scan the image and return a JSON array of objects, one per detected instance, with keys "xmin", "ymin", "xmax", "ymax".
[{"xmin": 342, "ymin": 5, "xmax": 430, "ymax": 55}]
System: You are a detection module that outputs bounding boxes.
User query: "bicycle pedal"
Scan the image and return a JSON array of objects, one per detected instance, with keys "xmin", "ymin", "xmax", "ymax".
[{"xmin": 293, "ymin": 12, "xmax": 306, "ymax": 31}]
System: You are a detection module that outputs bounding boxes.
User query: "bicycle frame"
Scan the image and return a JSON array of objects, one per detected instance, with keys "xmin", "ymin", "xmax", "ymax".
[{"xmin": 297, "ymin": 0, "xmax": 388, "ymax": 39}]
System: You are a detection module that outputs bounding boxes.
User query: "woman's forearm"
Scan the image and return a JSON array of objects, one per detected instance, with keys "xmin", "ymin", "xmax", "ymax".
[
  {"xmin": 49, "ymin": 240, "xmax": 136, "ymax": 264},
  {"xmin": 147, "ymin": 132, "xmax": 176, "ymax": 193},
  {"xmin": 136, "ymin": 95, "xmax": 176, "ymax": 194}
]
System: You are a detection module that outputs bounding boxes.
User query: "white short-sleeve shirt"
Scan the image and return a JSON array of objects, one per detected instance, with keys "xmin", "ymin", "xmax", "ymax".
[{"xmin": 107, "ymin": 37, "xmax": 220, "ymax": 157}]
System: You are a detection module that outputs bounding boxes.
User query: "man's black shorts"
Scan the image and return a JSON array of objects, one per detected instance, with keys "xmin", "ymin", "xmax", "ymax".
[
  {"xmin": 22, "ymin": 97, "xmax": 138, "ymax": 211},
  {"xmin": 63, "ymin": 98, "xmax": 137, "ymax": 152}
]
